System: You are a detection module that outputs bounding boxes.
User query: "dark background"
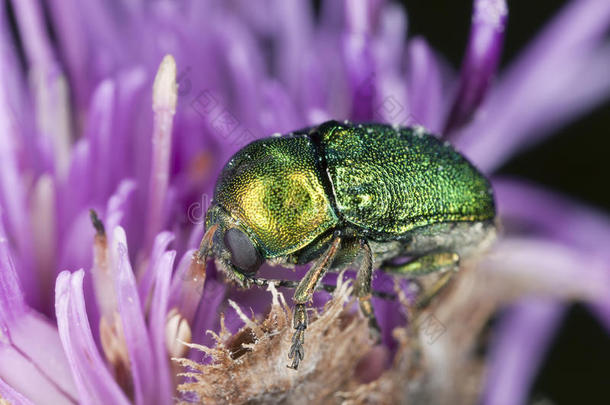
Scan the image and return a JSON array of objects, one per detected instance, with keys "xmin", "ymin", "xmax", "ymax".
[{"xmin": 399, "ymin": 1, "xmax": 610, "ymax": 404}]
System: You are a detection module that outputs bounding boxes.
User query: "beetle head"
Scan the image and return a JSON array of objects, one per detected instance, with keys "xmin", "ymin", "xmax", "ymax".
[
  {"xmin": 211, "ymin": 136, "xmax": 339, "ymax": 256},
  {"xmin": 196, "ymin": 135, "xmax": 339, "ymax": 288},
  {"xmin": 196, "ymin": 204, "xmax": 264, "ymax": 288}
]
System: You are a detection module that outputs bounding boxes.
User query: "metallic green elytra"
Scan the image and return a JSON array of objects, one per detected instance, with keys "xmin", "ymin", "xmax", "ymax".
[{"xmin": 197, "ymin": 120, "xmax": 497, "ymax": 369}]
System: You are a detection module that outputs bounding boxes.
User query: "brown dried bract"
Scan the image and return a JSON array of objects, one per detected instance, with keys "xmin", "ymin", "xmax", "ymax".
[
  {"xmin": 174, "ymin": 248, "xmax": 602, "ymax": 405},
  {"xmin": 174, "ymin": 277, "xmax": 384, "ymax": 404},
  {"xmin": 173, "ymin": 268, "xmax": 490, "ymax": 405}
]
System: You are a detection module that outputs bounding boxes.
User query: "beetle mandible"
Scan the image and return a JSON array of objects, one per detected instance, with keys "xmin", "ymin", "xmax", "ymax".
[{"xmin": 196, "ymin": 120, "xmax": 496, "ymax": 369}]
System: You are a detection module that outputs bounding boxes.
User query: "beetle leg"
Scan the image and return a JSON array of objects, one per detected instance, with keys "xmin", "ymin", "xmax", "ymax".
[
  {"xmin": 353, "ymin": 239, "xmax": 381, "ymax": 342},
  {"xmin": 382, "ymin": 252, "xmax": 459, "ymax": 309},
  {"xmin": 244, "ymin": 275, "xmax": 396, "ymax": 299},
  {"xmin": 288, "ymin": 235, "xmax": 341, "ymax": 370},
  {"xmin": 382, "ymin": 252, "xmax": 459, "ymax": 276},
  {"xmin": 413, "ymin": 270, "xmax": 455, "ymax": 309}
]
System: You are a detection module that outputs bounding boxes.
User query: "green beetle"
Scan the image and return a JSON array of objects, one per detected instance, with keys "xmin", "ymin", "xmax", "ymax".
[{"xmin": 196, "ymin": 120, "xmax": 496, "ymax": 369}]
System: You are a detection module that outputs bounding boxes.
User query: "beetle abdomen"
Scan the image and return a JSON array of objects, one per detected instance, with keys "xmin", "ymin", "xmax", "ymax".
[{"xmin": 314, "ymin": 121, "xmax": 495, "ymax": 239}]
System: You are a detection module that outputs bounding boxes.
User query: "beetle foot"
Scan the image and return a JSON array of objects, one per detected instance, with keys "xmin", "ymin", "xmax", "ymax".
[
  {"xmin": 368, "ymin": 317, "xmax": 382, "ymax": 344},
  {"xmin": 288, "ymin": 326, "xmax": 306, "ymax": 369},
  {"xmin": 287, "ymin": 304, "xmax": 307, "ymax": 370},
  {"xmin": 358, "ymin": 298, "xmax": 382, "ymax": 344}
]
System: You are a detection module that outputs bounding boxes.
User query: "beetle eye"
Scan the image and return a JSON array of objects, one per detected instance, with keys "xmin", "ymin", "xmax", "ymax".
[{"xmin": 223, "ymin": 228, "xmax": 262, "ymax": 274}]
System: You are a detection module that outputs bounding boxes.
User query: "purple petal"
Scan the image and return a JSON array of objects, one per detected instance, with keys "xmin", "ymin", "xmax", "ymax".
[
  {"xmin": 11, "ymin": 0, "xmax": 74, "ymax": 179},
  {"xmin": 225, "ymin": 0, "xmax": 274, "ymax": 37},
  {"xmin": 84, "ymin": 79, "xmax": 117, "ymax": 203},
  {"xmin": 148, "ymin": 251, "xmax": 176, "ymax": 404},
  {"xmin": 111, "ymin": 227, "xmax": 158, "ymax": 405},
  {"xmin": 10, "ymin": 0, "xmax": 55, "ymax": 68},
  {"xmin": 342, "ymin": 33, "xmax": 377, "ymax": 121},
  {"xmin": 374, "ymin": 2, "xmax": 407, "ymax": 71},
  {"xmin": 444, "ymin": 0, "xmax": 508, "ymax": 134},
  {"xmin": 45, "ymin": 0, "xmax": 90, "ymax": 107},
  {"xmin": 338, "ymin": 0, "xmax": 388, "ymax": 122},
  {"xmin": 64, "ymin": 67, "xmax": 147, "ymax": 220},
  {"xmin": 0, "ymin": 376, "xmax": 35, "ymax": 405},
  {"xmin": 485, "ymin": 237, "xmax": 610, "ymax": 298},
  {"xmin": 366, "ymin": 3, "xmax": 411, "ymax": 127},
  {"xmin": 206, "ymin": 15, "xmax": 265, "ymax": 137},
  {"xmin": 105, "ymin": 179, "xmax": 137, "ymax": 248},
  {"xmin": 482, "ymin": 234, "xmax": 610, "ymax": 347},
  {"xmin": 0, "ymin": 24, "xmax": 37, "ymax": 306},
  {"xmin": 137, "ymin": 231, "xmax": 175, "ymax": 308},
  {"xmin": 374, "ymin": 67, "xmax": 409, "ymax": 128},
  {"xmin": 57, "ymin": 209, "xmax": 96, "ymax": 282},
  {"xmin": 0, "ymin": 212, "xmax": 26, "ymax": 321},
  {"xmin": 47, "ymin": 0, "xmax": 112, "ymax": 113},
  {"xmin": 89, "ymin": 180, "xmax": 137, "ymax": 323},
  {"xmin": 495, "ymin": 178, "xmax": 610, "ymax": 332},
  {"xmin": 188, "ymin": 275, "xmax": 226, "ymax": 350},
  {"xmin": 482, "ymin": 298, "xmax": 565, "ymax": 405},
  {"xmin": 60, "ymin": 139, "xmax": 90, "ymax": 234},
  {"xmin": 344, "ymin": 0, "xmax": 385, "ymax": 33},
  {"xmin": 46, "ymin": 0, "xmax": 128, "ymax": 102},
  {"xmin": 146, "ymin": 55, "xmax": 177, "ymax": 250},
  {"xmin": 0, "ymin": 5, "xmax": 29, "ymax": 111},
  {"xmin": 169, "ymin": 249, "xmax": 207, "ymax": 325},
  {"xmin": 299, "ymin": 48, "xmax": 334, "ymax": 123},
  {"xmin": 0, "ymin": 309, "xmax": 79, "ymax": 404},
  {"xmin": 258, "ymin": 80, "xmax": 302, "ymax": 135},
  {"xmin": 494, "ymin": 178, "xmax": 610, "ymax": 263},
  {"xmin": 319, "ymin": 0, "xmax": 345, "ymax": 31},
  {"xmin": 274, "ymin": 0, "xmax": 314, "ymax": 97},
  {"xmin": 455, "ymin": 0, "xmax": 610, "ymax": 172},
  {"xmin": 55, "ymin": 270, "xmax": 130, "ymax": 405},
  {"xmin": 112, "ymin": 68, "xmax": 149, "ymax": 188},
  {"xmin": 29, "ymin": 174, "xmax": 58, "ymax": 312},
  {"xmin": 56, "ymin": 208, "xmax": 100, "ymax": 343},
  {"xmin": 1, "ymin": 214, "xmax": 78, "ymax": 404},
  {"xmin": 0, "ymin": 341, "xmax": 77, "ymax": 405},
  {"xmin": 185, "ymin": 222, "xmax": 204, "ymax": 254},
  {"xmin": 405, "ymin": 37, "xmax": 447, "ymax": 132}
]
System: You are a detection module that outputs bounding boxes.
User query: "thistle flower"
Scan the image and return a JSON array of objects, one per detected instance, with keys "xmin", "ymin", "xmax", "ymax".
[{"xmin": 0, "ymin": 1, "xmax": 609, "ymax": 404}]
